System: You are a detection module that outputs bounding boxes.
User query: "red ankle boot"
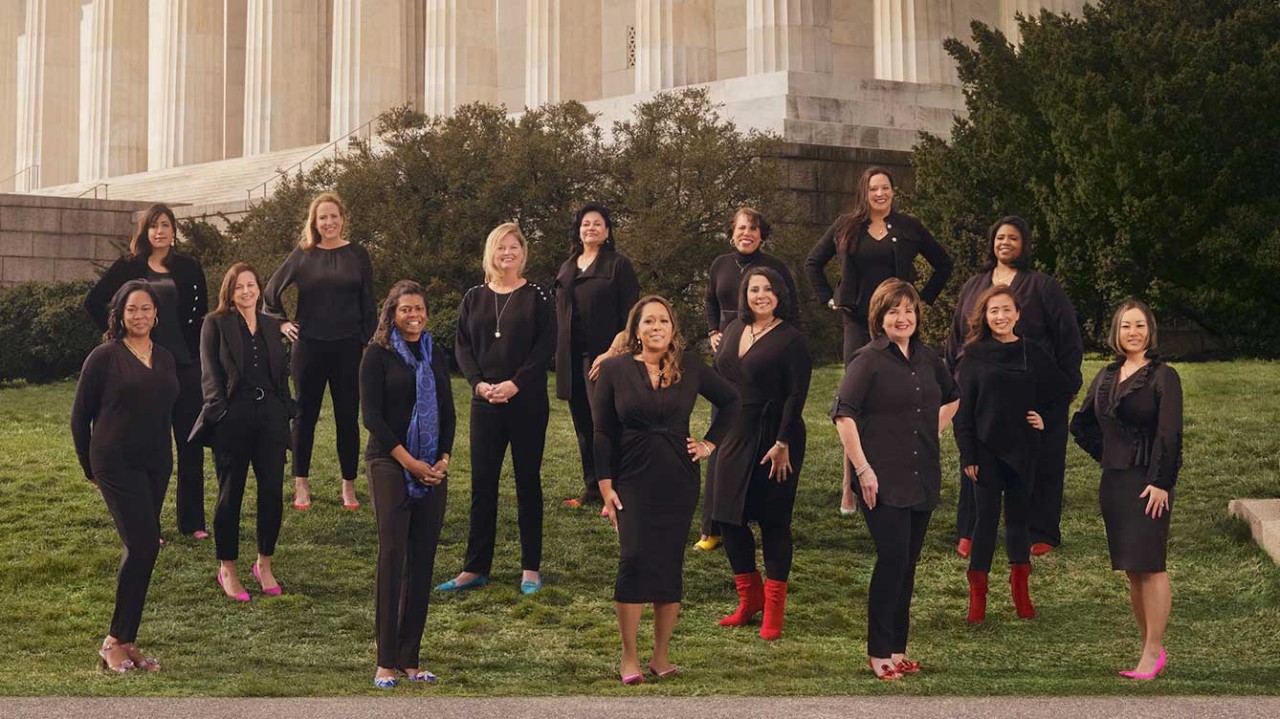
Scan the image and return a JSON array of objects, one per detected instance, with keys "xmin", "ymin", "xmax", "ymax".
[
  {"xmin": 719, "ymin": 571, "xmax": 764, "ymax": 626},
  {"xmin": 759, "ymin": 579, "xmax": 788, "ymax": 640},
  {"xmin": 1010, "ymin": 563, "xmax": 1035, "ymax": 619},
  {"xmin": 966, "ymin": 570, "xmax": 989, "ymax": 624}
]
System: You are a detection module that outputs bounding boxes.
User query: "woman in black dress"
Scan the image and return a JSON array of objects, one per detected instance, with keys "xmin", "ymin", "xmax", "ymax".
[
  {"xmin": 805, "ymin": 167, "xmax": 953, "ymax": 514},
  {"xmin": 710, "ymin": 267, "xmax": 810, "ymax": 640},
  {"xmin": 953, "ymin": 285, "xmax": 1070, "ymax": 623},
  {"xmin": 84, "ymin": 204, "xmax": 209, "ymax": 539},
  {"xmin": 696, "ymin": 207, "xmax": 799, "ymax": 551},
  {"xmin": 264, "ymin": 191, "xmax": 377, "ymax": 511},
  {"xmin": 555, "ymin": 204, "xmax": 640, "ymax": 508},
  {"xmin": 593, "ymin": 296, "xmax": 738, "ymax": 684},
  {"xmin": 361, "ymin": 281, "xmax": 455, "ymax": 688},
  {"xmin": 947, "ymin": 216, "xmax": 1083, "ymax": 558},
  {"xmin": 189, "ymin": 264, "xmax": 295, "ymax": 601},
  {"xmin": 72, "ymin": 281, "xmax": 179, "ymax": 673},
  {"xmin": 831, "ymin": 279, "xmax": 959, "ymax": 680},
  {"xmin": 1071, "ymin": 300, "xmax": 1181, "ymax": 680},
  {"xmin": 438, "ymin": 223, "xmax": 555, "ymax": 595}
]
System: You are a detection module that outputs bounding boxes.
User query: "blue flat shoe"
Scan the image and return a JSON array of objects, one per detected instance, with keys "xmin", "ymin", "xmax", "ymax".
[
  {"xmin": 520, "ymin": 579, "xmax": 543, "ymax": 595},
  {"xmin": 434, "ymin": 575, "xmax": 488, "ymax": 592},
  {"xmin": 404, "ymin": 669, "xmax": 438, "ymax": 683},
  {"xmin": 373, "ymin": 676, "xmax": 397, "ymax": 689}
]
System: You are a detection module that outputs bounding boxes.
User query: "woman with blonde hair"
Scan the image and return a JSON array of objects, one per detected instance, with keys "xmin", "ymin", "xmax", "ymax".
[
  {"xmin": 264, "ymin": 192, "xmax": 377, "ymax": 511},
  {"xmin": 593, "ymin": 296, "xmax": 739, "ymax": 684},
  {"xmin": 437, "ymin": 223, "xmax": 556, "ymax": 595}
]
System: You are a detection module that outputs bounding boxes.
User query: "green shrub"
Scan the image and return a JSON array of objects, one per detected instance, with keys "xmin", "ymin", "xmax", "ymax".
[{"xmin": 0, "ymin": 280, "xmax": 100, "ymax": 383}]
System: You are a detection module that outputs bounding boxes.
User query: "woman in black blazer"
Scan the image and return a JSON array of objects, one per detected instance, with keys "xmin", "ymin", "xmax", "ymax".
[
  {"xmin": 554, "ymin": 204, "xmax": 640, "ymax": 508},
  {"xmin": 805, "ymin": 168, "xmax": 952, "ymax": 514},
  {"xmin": 360, "ymin": 280, "xmax": 455, "ymax": 688},
  {"xmin": 1071, "ymin": 299, "xmax": 1182, "ymax": 680},
  {"xmin": 190, "ymin": 263, "xmax": 295, "ymax": 601},
  {"xmin": 84, "ymin": 203, "xmax": 209, "ymax": 539}
]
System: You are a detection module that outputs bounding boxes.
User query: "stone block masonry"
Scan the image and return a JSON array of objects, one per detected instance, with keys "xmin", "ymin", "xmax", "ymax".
[{"xmin": 0, "ymin": 195, "xmax": 159, "ymax": 287}]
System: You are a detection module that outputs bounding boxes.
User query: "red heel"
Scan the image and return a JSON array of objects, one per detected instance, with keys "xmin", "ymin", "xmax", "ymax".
[{"xmin": 867, "ymin": 657, "xmax": 902, "ymax": 680}]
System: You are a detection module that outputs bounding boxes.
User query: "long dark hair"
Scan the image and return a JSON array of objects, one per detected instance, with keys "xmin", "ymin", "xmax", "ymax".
[
  {"xmin": 835, "ymin": 166, "xmax": 894, "ymax": 254},
  {"xmin": 104, "ymin": 280, "xmax": 161, "ymax": 343},
  {"xmin": 568, "ymin": 203, "xmax": 617, "ymax": 254},
  {"xmin": 128, "ymin": 204, "xmax": 179, "ymax": 267},
  {"xmin": 371, "ymin": 280, "xmax": 429, "ymax": 350},
  {"xmin": 211, "ymin": 263, "xmax": 262, "ymax": 317},
  {"xmin": 963, "ymin": 284, "xmax": 1021, "ymax": 346},
  {"xmin": 737, "ymin": 267, "xmax": 794, "ymax": 324},
  {"xmin": 981, "ymin": 215, "xmax": 1035, "ymax": 271},
  {"xmin": 622, "ymin": 296, "xmax": 685, "ymax": 387}
]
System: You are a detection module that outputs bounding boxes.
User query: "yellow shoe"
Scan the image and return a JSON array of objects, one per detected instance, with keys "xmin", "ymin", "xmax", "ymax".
[{"xmin": 693, "ymin": 536, "xmax": 722, "ymax": 551}]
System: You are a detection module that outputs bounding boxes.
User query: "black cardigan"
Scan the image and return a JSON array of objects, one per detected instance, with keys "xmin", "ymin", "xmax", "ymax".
[
  {"xmin": 1070, "ymin": 355, "xmax": 1183, "ymax": 490},
  {"xmin": 553, "ymin": 248, "xmax": 640, "ymax": 400},
  {"xmin": 83, "ymin": 253, "xmax": 208, "ymax": 358},
  {"xmin": 189, "ymin": 311, "xmax": 296, "ymax": 446},
  {"xmin": 804, "ymin": 210, "xmax": 952, "ymax": 313},
  {"xmin": 946, "ymin": 269, "xmax": 1084, "ymax": 396}
]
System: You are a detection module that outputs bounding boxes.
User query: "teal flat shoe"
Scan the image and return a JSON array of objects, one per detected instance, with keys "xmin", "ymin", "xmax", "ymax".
[
  {"xmin": 434, "ymin": 575, "xmax": 488, "ymax": 592},
  {"xmin": 520, "ymin": 579, "xmax": 543, "ymax": 595}
]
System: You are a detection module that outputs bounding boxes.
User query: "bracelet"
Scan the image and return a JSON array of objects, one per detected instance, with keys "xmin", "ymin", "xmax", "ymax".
[
  {"xmin": 854, "ymin": 462, "xmax": 871, "ymax": 477},
  {"xmin": 774, "ymin": 440, "xmax": 788, "ymax": 450},
  {"xmin": 698, "ymin": 441, "xmax": 711, "ymax": 456}
]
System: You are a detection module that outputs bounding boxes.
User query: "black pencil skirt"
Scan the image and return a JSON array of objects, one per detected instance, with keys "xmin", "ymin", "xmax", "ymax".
[{"xmin": 1099, "ymin": 468, "xmax": 1172, "ymax": 573}]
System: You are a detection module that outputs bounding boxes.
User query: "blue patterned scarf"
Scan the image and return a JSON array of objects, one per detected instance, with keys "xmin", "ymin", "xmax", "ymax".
[{"xmin": 390, "ymin": 328, "xmax": 439, "ymax": 500}]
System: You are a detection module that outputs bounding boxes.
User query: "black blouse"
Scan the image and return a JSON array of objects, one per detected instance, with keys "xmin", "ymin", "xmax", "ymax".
[
  {"xmin": 263, "ymin": 243, "xmax": 377, "ymax": 343},
  {"xmin": 455, "ymin": 282, "xmax": 556, "ymax": 393},
  {"xmin": 70, "ymin": 342, "xmax": 180, "ymax": 480},
  {"xmin": 1070, "ymin": 356, "xmax": 1183, "ymax": 490},
  {"xmin": 830, "ymin": 336, "xmax": 959, "ymax": 509},
  {"xmin": 704, "ymin": 250, "xmax": 799, "ymax": 334},
  {"xmin": 360, "ymin": 342, "xmax": 456, "ymax": 462}
]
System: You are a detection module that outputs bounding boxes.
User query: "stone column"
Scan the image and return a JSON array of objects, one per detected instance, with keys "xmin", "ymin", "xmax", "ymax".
[
  {"xmin": 224, "ymin": 0, "xmax": 247, "ymax": 159},
  {"xmin": 80, "ymin": 0, "xmax": 148, "ymax": 181},
  {"xmin": 1000, "ymin": 0, "xmax": 1087, "ymax": 43},
  {"xmin": 243, "ymin": 0, "xmax": 328, "ymax": 156},
  {"xmin": 873, "ymin": 0, "xmax": 958, "ymax": 85},
  {"xmin": 332, "ymin": 0, "xmax": 417, "ymax": 136},
  {"xmin": 746, "ymin": 0, "xmax": 833, "ymax": 74},
  {"xmin": 148, "ymin": 1, "xmax": 226, "ymax": 170},
  {"xmin": 16, "ymin": 0, "xmax": 80, "ymax": 189},
  {"xmin": 424, "ymin": 0, "xmax": 497, "ymax": 115},
  {"xmin": 0, "ymin": 10, "xmax": 19, "ymax": 191},
  {"xmin": 635, "ymin": 0, "xmax": 715, "ymax": 92},
  {"xmin": 526, "ymin": 0, "xmax": 601, "ymax": 106}
]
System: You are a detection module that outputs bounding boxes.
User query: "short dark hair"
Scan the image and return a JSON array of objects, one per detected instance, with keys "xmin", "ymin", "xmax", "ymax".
[
  {"xmin": 371, "ymin": 280, "xmax": 430, "ymax": 350},
  {"xmin": 105, "ymin": 280, "xmax": 161, "ymax": 343},
  {"xmin": 737, "ymin": 267, "xmax": 793, "ymax": 324},
  {"xmin": 569, "ymin": 203, "xmax": 616, "ymax": 253},
  {"xmin": 866, "ymin": 278, "xmax": 921, "ymax": 340},
  {"xmin": 728, "ymin": 207, "xmax": 771, "ymax": 243},
  {"xmin": 1107, "ymin": 299, "xmax": 1158, "ymax": 358},
  {"xmin": 128, "ymin": 204, "xmax": 179, "ymax": 266},
  {"xmin": 982, "ymin": 215, "xmax": 1035, "ymax": 271}
]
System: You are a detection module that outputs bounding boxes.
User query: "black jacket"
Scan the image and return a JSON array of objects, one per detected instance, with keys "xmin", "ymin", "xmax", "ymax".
[
  {"xmin": 84, "ymin": 253, "xmax": 208, "ymax": 358},
  {"xmin": 553, "ymin": 248, "xmax": 640, "ymax": 400},
  {"xmin": 1070, "ymin": 355, "xmax": 1183, "ymax": 490},
  {"xmin": 189, "ymin": 311, "xmax": 295, "ymax": 446},
  {"xmin": 805, "ymin": 210, "xmax": 952, "ymax": 313}
]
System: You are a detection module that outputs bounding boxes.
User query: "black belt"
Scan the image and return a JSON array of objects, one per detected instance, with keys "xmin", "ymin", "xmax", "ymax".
[{"xmin": 238, "ymin": 386, "xmax": 267, "ymax": 401}]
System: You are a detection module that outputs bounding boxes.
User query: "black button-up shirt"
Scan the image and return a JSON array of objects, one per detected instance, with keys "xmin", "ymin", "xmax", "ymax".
[
  {"xmin": 238, "ymin": 314, "xmax": 273, "ymax": 393},
  {"xmin": 830, "ymin": 336, "xmax": 959, "ymax": 509}
]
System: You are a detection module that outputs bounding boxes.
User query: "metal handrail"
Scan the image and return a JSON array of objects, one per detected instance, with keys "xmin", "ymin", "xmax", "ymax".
[
  {"xmin": 1, "ymin": 164, "xmax": 40, "ymax": 189},
  {"xmin": 245, "ymin": 117, "xmax": 379, "ymax": 205},
  {"xmin": 77, "ymin": 182, "xmax": 110, "ymax": 199}
]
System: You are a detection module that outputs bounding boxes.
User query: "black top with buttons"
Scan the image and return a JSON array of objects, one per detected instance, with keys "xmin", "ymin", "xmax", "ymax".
[
  {"xmin": 237, "ymin": 314, "xmax": 273, "ymax": 392},
  {"xmin": 830, "ymin": 336, "xmax": 960, "ymax": 509},
  {"xmin": 84, "ymin": 252, "xmax": 208, "ymax": 360}
]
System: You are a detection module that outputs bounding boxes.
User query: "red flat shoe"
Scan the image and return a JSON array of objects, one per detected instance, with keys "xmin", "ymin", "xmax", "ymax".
[
  {"xmin": 563, "ymin": 498, "xmax": 583, "ymax": 508},
  {"xmin": 343, "ymin": 501, "xmax": 361, "ymax": 510},
  {"xmin": 895, "ymin": 658, "xmax": 921, "ymax": 674},
  {"xmin": 867, "ymin": 658, "xmax": 902, "ymax": 680},
  {"xmin": 1030, "ymin": 542, "xmax": 1054, "ymax": 556},
  {"xmin": 956, "ymin": 538, "xmax": 971, "ymax": 558}
]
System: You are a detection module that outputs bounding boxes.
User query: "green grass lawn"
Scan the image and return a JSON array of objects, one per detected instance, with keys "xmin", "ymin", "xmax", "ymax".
[{"xmin": 1, "ymin": 360, "xmax": 1278, "ymax": 697}]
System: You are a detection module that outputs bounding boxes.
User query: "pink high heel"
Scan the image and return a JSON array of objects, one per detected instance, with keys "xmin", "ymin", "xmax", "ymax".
[
  {"xmin": 217, "ymin": 571, "xmax": 251, "ymax": 602},
  {"xmin": 621, "ymin": 672, "xmax": 645, "ymax": 686},
  {"xmin": 253, "ymin": 563, "xmax": 282, "ymax": 596},
  {"xmin": 1119, "ymin": 647, "xmax": 1167, "ymax": 680}
]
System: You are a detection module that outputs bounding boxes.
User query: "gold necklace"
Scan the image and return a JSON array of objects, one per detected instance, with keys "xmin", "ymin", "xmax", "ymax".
[
  {"xmin": 124, "ymin": 338, "xmax": 153, "ymax": 365},
  {"xmin": 749, "ymin": 318, "xmax": 779, "ymax": 345},
  {"xmin": 992, "ymin": 266, "xmax": 1018, "ymax": 286}
]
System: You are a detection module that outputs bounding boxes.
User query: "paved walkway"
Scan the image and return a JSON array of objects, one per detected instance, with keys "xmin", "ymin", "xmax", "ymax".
[{"xmin": 2, "ymin": 697, "xmax": 1278, "ymax": 719}]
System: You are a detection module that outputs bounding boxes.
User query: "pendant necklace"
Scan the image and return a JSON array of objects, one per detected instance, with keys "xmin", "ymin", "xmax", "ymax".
[
  {"xmin": 749, "ymin": 318, "xmax": 779, "ymax": 345},
  {"xmin": 493, "ymin": 286, "xmax": 515, "ymax": 338}
]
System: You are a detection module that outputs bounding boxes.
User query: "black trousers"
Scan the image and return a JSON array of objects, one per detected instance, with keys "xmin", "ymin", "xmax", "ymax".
[
  {"xmin": 97, "ymin": 465, "xmax": 167, "ymax": 644},
  {"xmin": 368, "ymin": 458, "xmax": 447, "ymax": 669},
  {"xmin": 860, "ymin": 502, "xmax": 930, "ymax": 658},
  {"xmin": 172, "ymin": 361, "xmax": 206, "ymax": 534},
  {"xmin": 841, "ymin": 312, "xmax": 872, "ymax": 365},
  {"xmin": 1027, "ymin": 401, "xmax": 1070, "ymax": 547},
  {"xmin": 464, "ymin": 391, "xmax": 547, "ymax": 575},
  {"xmin": 567, "ymin": 352, "xmax": 600, "ymax": 499},
  {"xmin": 720, "ymin": 520, "xmax": 794, "ymax": 582},
  {"xmin": 291, "ymin": 336, "xmax": 362, "ymax": 480},
  {"xmin": 968, "ymin": 454, "xmax": 1031, "ymax": 573},
  {"xmin": 212, "ymin": 395, "xmax": 288, "ymax": 561}
]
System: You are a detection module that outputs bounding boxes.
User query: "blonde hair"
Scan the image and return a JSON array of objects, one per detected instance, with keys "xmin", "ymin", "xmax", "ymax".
[
  {"xmin": 1107, "ymin": 299, "xmax": 1158, "ymax": 358},
  {"xmin": 299, "ymin": 192, "xmax": 347, "ymax": 251},
  {"xmin": 482, "ymin": 222, "xmax": 528, "ymax": 283},
  {"xmin": 622, "ymin": 296, "xmax": 685, "ymax": 387}
]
